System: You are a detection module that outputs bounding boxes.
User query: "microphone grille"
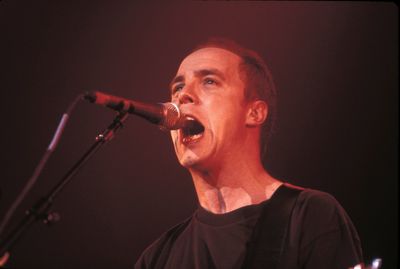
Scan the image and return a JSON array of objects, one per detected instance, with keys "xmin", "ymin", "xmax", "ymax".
[{"xmin": 162, "ymin": 103, "xmax": 182, "ymax": 130}]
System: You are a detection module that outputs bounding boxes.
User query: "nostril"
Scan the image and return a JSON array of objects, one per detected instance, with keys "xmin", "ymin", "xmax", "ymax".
[{"xmin": 179, "ymin": 92, "xmax": 194, "ymax": 104}]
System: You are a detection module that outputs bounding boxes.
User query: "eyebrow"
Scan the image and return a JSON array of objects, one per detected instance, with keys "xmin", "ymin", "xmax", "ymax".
[
  {"xmin": 170, "ymin": 75, "xmax": 184, "ymax": 91},
  {"xmin": 194, "ymin": 69, "xmax": 226, "ymax": 81},
  {"xmin": 169, "ymin": 68, "xmax": 226, "ymax": 92}
]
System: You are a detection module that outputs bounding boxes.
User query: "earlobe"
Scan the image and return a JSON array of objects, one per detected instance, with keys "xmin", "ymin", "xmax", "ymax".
[{"xmin": 246, "ymin": 100, "xmax": 268, "ymax": 126}]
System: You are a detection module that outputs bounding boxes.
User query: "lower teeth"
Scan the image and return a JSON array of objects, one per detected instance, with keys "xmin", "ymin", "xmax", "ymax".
[{"xmin": 183, "ymin": 133, "xmax": 203, "ymax": 143}]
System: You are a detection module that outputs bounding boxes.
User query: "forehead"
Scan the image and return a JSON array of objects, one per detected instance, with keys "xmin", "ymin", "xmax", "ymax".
[{"xmin": 177, "ymin": 47, "xmax": 242, "ymax": 75}]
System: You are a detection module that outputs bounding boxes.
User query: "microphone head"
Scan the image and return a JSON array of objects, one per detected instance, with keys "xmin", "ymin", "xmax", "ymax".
[{"xmin": 161, "ymin": 103, "xmax": 183, "ymax": 130}]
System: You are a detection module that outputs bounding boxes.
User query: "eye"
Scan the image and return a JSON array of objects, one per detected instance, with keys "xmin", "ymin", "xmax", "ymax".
[
  {"xmin": 172, "ymin": 83, "xmax": 184, "ymax": 94},
  {"xmin": 204, "ymin": 78, "xmax": 217, "ymax": 86}
]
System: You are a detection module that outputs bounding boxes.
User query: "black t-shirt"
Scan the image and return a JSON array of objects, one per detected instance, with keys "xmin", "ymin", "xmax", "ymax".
[{"xmin": 135, "ymin": 184, "xmax": 363, "ymax": 269}]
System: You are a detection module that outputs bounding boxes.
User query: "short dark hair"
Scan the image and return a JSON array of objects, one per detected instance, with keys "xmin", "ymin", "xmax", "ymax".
[{"xmin": 193, "ymin": 38, "xmax": 277, "ymax": 158}]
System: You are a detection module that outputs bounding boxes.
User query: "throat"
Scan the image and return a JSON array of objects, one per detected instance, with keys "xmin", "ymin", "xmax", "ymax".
[
  {"xmin": 216, "ymin": 190, "xmax": 227, "ymax": 213},
  {"xmin": 201, "ymin": 187, "xmax": 253, "ymax": 214},
  {"xmin": 192, "ymin": 169, "xmax": 282, "ymax": 214}
]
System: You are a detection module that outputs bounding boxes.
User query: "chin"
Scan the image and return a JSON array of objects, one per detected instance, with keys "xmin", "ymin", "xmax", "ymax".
[
  {"xmin": 174, "ymin": 131, "xmax": 215, "ymax": 171},
  {"xmin": 178, "ymin": 152, "xmax": 200, "ymax": 168},
  {"xmin": 177, "ymin": 149, "xmax": 209, "ymax": 170},
  {"xmin": 179, "ymin": 154, "xmax": 217, "ymax": 174},
  {"xmin": 180, "ymin": 158, "xmax": 197, "ymax": 168}
]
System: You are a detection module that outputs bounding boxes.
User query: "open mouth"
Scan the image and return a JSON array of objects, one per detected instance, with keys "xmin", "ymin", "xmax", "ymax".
[{"xmin": 180, "ymin": 116, "xmax": 205, "ymax": 144}]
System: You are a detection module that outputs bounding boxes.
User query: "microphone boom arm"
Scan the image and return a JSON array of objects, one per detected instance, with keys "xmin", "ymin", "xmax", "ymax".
[{"xmin": 0, "ymin": 112, "xmax": 128, "ymax": 262}]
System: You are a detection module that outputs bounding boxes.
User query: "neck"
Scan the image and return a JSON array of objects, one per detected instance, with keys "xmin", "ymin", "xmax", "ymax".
[{"xmin": 189, "ymin": 156, "xmax": 282, "ymax": 214}]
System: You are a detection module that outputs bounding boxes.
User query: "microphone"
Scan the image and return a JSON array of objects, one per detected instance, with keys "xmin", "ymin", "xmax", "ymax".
[{"xmin": 84, "ymin": 91, "xmax": 184, "ymax": 130}]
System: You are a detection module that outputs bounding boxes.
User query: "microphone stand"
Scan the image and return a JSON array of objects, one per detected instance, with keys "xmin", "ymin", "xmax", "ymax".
[{"xmin": 0, "ymin": 111, "xmax": 128, "ymax": 264}]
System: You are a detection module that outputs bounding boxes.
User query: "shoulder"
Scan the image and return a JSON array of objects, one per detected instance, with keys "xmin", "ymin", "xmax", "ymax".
[
  {"xmin": 297, "ymin": 187, "xmax": 342, "ymax": 210},
  {"xmin": 283, "ymin": 184, "xmax": 363, "ymax": 267},
  {"xmin": 284, "ymin": 183, "xmax": 338, "ymax": 203},
  {"xmin": 281, "ymin": 183, "xmax": 345, "ymax": 219},
  {"xmin": 293, "ymin": 186, "xmax": 351, "ymax": 227},
  {"xmin": 285, "ymin": 184, "xmax": 361, "ymax": 247},
  {"xmin": 135, "ymin": 216, "xmax": 192, "ymax": 269}
]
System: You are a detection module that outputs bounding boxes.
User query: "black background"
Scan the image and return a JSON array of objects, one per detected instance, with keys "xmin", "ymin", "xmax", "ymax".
[{"xmin": 0, "ymin": 1, "xmax": 397, "ymax": 268}]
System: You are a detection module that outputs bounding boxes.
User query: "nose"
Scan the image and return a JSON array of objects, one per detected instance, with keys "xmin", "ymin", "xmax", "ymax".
[
  {"xmin": 177, "ymin": 85, "xmax": 197, "ymax": 105},
  {"xmin": 178, "ymin": 91, "xmax": 194, "ymax": 104}
]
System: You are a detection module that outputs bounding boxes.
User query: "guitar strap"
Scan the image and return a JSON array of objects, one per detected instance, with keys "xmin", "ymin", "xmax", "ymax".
[{"xmin": 241, "ymin": 184, "xmax": 303, "ymax": 269}]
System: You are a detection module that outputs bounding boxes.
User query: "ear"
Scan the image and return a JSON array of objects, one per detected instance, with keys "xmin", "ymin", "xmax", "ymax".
[{"xmin": 246, "ymin": 100, "xmax": 268, "ymax": 127}]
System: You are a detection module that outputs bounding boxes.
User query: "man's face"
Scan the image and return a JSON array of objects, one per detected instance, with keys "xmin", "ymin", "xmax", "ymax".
[{"xmin": 170, "ymin": 47, "xmax": 249, "ymax": 171}]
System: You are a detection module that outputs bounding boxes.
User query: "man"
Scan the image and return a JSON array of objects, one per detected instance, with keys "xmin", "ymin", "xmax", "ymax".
[{"xmin": 135, "ymin": 39, "xmax": 363, "ymax": 269}]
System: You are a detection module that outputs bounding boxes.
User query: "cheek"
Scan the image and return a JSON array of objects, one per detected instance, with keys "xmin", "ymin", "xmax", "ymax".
[{"xmin": 212, "ymin": 106, "xmax": 244, "ymax": 127}]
